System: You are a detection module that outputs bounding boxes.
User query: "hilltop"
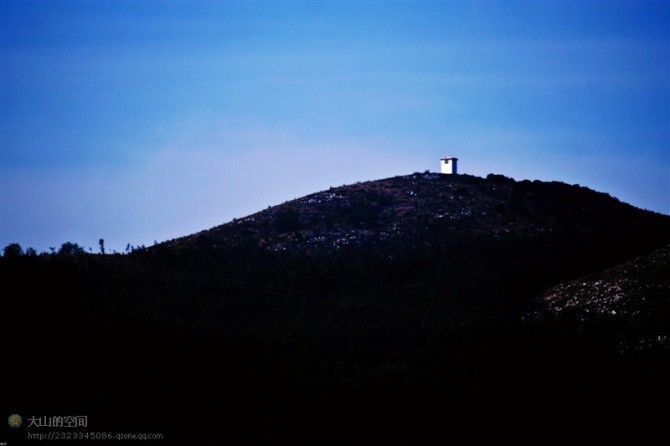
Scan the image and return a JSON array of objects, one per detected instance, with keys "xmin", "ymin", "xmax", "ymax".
[{"xmin": 165, "ymin": 172, "xmax": 667, "ymax": 257}]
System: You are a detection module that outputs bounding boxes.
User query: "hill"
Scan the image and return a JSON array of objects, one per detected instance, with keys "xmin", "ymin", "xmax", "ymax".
[
  {"xmin": 2, "ymin": 172, "xmax": 669, "ymax": 445},
  {"xmin": 139, "ymin": 172, "xmax": 668, "ymax": 330},
  {"xmin": 529, "ymin": 244, "xmax": 670, "ymax": 352},
  {"xmin": 518, "ymin": 246, "xmax": 670, "ymax": 445},
  {"xmin": 167, "ymin": 172, "xmax": 666, "ymax": 255}
]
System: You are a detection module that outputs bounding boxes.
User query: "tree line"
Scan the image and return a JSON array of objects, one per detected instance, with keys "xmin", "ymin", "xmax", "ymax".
[{"xmin": 2, "ymin": 239, "xmax": 150, "ymax": 257}]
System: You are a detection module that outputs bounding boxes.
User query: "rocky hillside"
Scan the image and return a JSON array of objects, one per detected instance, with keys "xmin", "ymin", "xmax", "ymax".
[
  {"xmin": 529, "ymin": 244, "xmax": 670, "ymax": 353},
  {"xmin": 165, "ymin": 172, "xmax": 668, "ymax": 257}
]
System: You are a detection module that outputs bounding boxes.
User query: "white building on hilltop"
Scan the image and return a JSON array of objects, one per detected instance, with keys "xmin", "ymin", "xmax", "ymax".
[{"xmin": 440, "ymin": 157, "xmax": 458, "ymax": 175}]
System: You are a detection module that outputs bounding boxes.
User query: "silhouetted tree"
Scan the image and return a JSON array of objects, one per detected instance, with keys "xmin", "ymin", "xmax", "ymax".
[
  {"xmin": 3, "ymin": 243, "xmax": 23, "ymax": 258},
  {"xmin": 58, "ymin": 242, "xmax": 85, "ymax": 255},
  {"xmin": 25, "ymin": 247, "xmax": 37, "ymax": 256},
  {"xmin": 99, "ymin": 239, "xmax": 105, "ymax": 255}
]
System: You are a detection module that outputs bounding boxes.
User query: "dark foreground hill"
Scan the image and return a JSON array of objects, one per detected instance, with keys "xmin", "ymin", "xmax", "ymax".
[
  {"xmin": 3, "ymin": 173, "xmax": 669, "ymax": 445},
  {"xmin": 530, "ymin": 245, "xmax": 670, "ymax": 352}
]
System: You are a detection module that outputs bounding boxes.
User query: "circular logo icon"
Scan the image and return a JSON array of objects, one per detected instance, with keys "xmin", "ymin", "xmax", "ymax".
[{"xmin": 8, "ymin": 414, "xmax": 22, "ymax": 428}]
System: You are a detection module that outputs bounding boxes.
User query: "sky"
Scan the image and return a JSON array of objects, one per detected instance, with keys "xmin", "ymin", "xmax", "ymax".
[{"xmin": 1, "ymin": 1, "xmax": 668, "ymax": 253}]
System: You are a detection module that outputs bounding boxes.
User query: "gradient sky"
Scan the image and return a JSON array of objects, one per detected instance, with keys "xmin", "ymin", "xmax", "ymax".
[{"xmin": 1, "ymin": 1, "xmax": 668, "ymax": 252}]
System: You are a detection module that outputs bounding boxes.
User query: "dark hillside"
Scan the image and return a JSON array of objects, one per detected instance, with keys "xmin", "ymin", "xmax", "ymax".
[
  {"xmin": 519, "ymin": 246, "xmax": 670, "ymax": 445},
  {"xmin": 140, "ymin": 172, "xmax": 669, "ymax": 325},
  {"xmin": 3, "ymin": 173, "xmax": 669, "ymax": 445},
  {"xmin": 529, "ymin": 245, "xmax": 670, "ymax": 352}
]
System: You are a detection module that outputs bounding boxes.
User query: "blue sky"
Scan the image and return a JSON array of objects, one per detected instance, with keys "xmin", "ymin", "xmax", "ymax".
[{"xmin": 1, "ymin": 1, "xmax": 668, "ymax": 252}]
